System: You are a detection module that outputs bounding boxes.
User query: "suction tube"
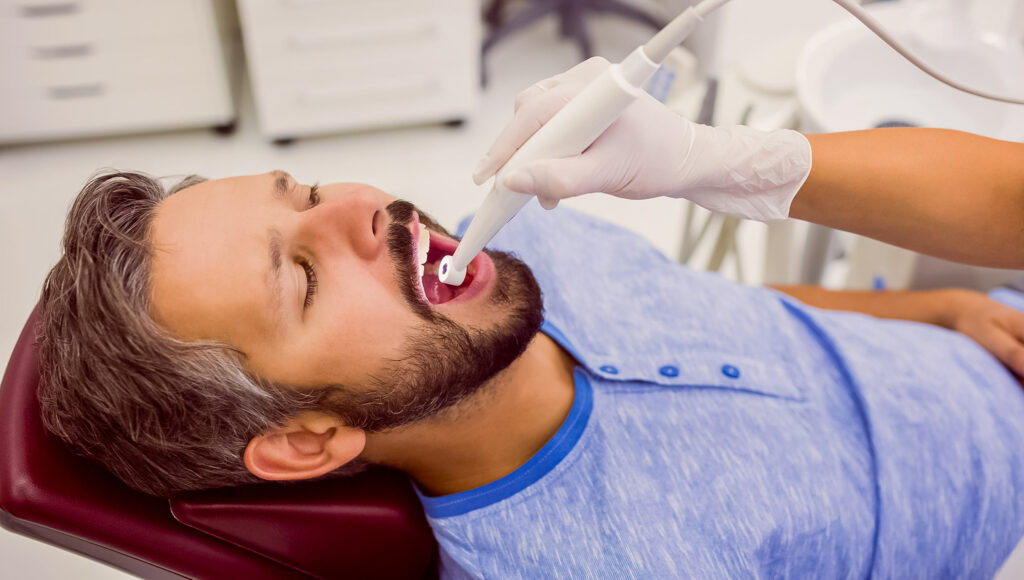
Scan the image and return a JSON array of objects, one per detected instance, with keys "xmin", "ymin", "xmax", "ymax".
[
  {"xmin": 440, "ymin": 0, "xmax": 1024, "ymax": 286},
  {"xmin": 831, "ymin": 0, "xmax": 1024, "ymax": 106}
]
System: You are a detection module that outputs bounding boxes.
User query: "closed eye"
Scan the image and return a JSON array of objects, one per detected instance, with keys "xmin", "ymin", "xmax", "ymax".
[
  {"xmin": 307, "ymin": 183, "xmax": 321, "ymax": 209},
  {"xmin": 300, "ymin": 258, "xmax": 317, "ymax": 308}
]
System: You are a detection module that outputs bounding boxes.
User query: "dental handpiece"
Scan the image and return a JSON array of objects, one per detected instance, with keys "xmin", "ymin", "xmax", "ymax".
[
  {"xmin": 438, "ymin": 5, "xmax": 713, "ymax": 286},
  {"xmin": 439, "ymin": 0, "xmax": 1024, "ymax": 287}
]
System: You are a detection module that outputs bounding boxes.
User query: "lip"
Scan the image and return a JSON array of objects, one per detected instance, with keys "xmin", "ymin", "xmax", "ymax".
[
  {"xmin": 429, "ymin": 235, "xmax": 495, "ymax": 307},
  {"xmin": 407, "ymin": 211, "xmax": 495, "ymax": 308}
]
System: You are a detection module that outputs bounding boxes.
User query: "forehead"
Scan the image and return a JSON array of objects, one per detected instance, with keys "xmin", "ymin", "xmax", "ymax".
[
  {"xmin": 147, "ymin": 173, "xmax": 280, "ymax": 341},
  {"xmin": 170, "ymin": 172, "xmax": 281, "ymax": 207},
  {"xmin": 152, "ymin": 173, "xmax": 280, "ymax": 265}
]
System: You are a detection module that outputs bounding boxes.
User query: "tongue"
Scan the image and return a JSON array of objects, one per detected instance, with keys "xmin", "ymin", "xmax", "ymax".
[{"xmin": 422, "ymin": 273, "xmax": 455, "ymax": 304}]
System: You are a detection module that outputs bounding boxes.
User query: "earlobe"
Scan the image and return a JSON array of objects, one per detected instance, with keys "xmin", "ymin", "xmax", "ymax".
[{"xmin": 243, "ymin": 412, "xmax": 366, "ymax": 481}]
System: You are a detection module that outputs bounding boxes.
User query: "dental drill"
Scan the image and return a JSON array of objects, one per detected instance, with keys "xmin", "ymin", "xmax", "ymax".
[{"xmin": 438, "ymin": 0, "xmax": 1024, "ymax": 286}]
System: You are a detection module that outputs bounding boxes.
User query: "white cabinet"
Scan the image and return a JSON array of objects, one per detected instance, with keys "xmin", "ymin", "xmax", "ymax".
[
  {"xmin": 237, "ymin": 0, "xmax": 480, "ymax": 140},
  {"xmin": 0, "ymin": 0, "xmax": 236, "ymax": 145}
]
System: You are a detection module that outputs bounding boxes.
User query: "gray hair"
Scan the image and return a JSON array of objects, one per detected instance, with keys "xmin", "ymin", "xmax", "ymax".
[{"xmin": 37, "ymin": 171, "xmax": 358, "ymax": 497}]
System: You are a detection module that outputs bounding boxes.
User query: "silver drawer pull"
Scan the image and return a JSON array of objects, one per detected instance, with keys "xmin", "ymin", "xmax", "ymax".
[
  {"xmin": 19, "ymin": 2, "xmax": 80, "ymax": 17},
  {"xmin": 33, "ymin": 44, "xmax": 93, "ymax": 59},
  {"xmin": 48, "ymin": 83, "xmax": 105, "ymax": 99}
]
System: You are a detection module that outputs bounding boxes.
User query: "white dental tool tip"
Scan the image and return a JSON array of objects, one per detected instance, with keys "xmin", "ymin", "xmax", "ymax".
[{"xmin": 438, "ymin": 255, "xmax": 466, "ymax": 286}]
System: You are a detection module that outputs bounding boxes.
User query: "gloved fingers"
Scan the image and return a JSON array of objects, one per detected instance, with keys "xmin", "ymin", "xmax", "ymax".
[
  {"xmin": 536, "ymin": 195, "xmax": 561, "ymax": 211},
  {"xmin": 513, "ymin": 79, "xmax": 555, "ymax": 114},
  {"xmin": 557, "ymin": 56, "xmax": 610, "ymax": 83},
  {"xmin": 512, "ymin": 57, "xmax": 608, "ymax": 113},
  {"xmin": 503, "ymin": 155, "xmax": 611, "ymax": 202},
  {"xmin": 473, "ymin": 57, "xmax": 612, "ymax": 186},
  {"xmin": 472, "ymin": 83, "xmax": 579, "ymax": 185}
]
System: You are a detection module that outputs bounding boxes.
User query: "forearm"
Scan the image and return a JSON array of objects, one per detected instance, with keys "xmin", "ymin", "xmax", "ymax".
[
  {"xmin": 769, "ymin": 284, "xmax": 974, "ymax": 329},
  {"xmin": 790, "ymin": 129, "xmax": 1024, "ymax": 269}
]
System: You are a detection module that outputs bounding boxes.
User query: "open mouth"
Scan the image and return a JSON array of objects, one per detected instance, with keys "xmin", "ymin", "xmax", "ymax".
[{"xmin": 413, "ymin": 219, "xmax": 477, "ymax": 306}]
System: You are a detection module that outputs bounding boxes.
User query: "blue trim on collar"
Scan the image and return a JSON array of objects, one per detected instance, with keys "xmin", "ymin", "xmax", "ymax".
[
  {"xmin": 539, "ymin": 320, "xmax": 588, "ymax": 368},
  {"xmin": 417, "ymin": 325, "xmax": 593, "ymax": 519}
]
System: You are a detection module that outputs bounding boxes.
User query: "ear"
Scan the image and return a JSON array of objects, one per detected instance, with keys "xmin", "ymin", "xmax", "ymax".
[{"xmin": 243, "ymin": 412, "xmax": 366, "ymax": 481}]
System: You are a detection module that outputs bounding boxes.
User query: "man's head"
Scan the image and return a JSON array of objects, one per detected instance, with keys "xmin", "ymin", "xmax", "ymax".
[{"xmin": 38, "ymin": 171, "xmax": 543, "ymax": 496}]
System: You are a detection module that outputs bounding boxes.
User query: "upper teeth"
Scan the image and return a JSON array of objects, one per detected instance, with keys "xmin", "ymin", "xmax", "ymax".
[{"xmin": 417, "ymin": 223, "xmax": 429, "ymax": 266}]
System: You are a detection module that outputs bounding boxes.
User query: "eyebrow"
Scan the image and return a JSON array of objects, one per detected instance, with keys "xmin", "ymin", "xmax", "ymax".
[
  {"xmin": 268, "ymin": 228, "xmax": 287, "ymax": 323},
  {"xmin": 266, "ymin": 171, "xmax": 296, "ymax": 327},
  {"xmin": 270, "ymin": 170, "xmax": 293, "ymax": 200}
]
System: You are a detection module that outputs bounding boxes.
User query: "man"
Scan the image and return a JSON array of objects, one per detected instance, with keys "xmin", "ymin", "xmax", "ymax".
[{"xmin": 38, "ymin": 170, "xmax": 1024, "ymax": 578}]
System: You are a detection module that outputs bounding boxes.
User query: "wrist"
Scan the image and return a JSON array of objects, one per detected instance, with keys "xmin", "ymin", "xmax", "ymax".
[{"xmin": 671, "ymin": 125, "xmax": 812, "ymax": 222}]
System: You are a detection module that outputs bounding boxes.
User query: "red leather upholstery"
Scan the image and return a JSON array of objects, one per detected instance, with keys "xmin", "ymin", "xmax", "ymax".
[{"xmin": 0, "ymin": 305, "xmax": 438, "ymax": 579}]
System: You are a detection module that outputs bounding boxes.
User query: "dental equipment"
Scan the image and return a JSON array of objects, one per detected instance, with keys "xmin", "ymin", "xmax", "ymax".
[{"xmin": 438, "ymin": 0, "xmax": 1024, "ymax": 287}]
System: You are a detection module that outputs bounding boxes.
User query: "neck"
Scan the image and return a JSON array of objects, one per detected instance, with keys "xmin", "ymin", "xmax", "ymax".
[{"xmin": 361, "ymin": 332, "xmax": 578, "ymax": 496}]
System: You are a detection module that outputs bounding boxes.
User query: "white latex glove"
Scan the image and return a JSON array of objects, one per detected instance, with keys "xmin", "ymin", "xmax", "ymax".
[{"xmin": 472, "ymin": 57, "xmax": 813, "ymax": 222}]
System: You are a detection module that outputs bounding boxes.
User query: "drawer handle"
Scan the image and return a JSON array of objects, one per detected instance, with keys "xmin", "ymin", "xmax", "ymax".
[
  {"xmin": 48, "ymin": 83, "xmax": 105, "ymax": 99},
  {"xmin": 289, "ymin": 21, "xmax": 437, "ymax": 50},
  {"xmin": 19, "ymin": 2, "xmax": 79, "ymax": 17},
  {"xmin": 33, "ymin": 44, "xmax": 93, "ymax": 59}
]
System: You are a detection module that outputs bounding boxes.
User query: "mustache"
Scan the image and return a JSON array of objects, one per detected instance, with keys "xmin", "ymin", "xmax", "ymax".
[
  {"xmin": 385, "ymin": 199, "xmax": 416, "ymax": 226},
  {"xmin": 385, "ymin": 199, "xmax": 449, "ymax": 234},
  {"xmin": 384, "ymin": 200, "xmax": 451, "ymax": 321}
]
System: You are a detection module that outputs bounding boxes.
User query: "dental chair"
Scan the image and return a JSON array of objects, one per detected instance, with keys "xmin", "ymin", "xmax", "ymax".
[{"xmin": 0, "ymin": 305, "xmax": 439, "ymax": 579}]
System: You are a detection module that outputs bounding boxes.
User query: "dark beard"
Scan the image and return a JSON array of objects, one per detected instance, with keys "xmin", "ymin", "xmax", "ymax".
[{"xmin": 306, "ymin": 201, "xmax": 544, "ymax": 432}]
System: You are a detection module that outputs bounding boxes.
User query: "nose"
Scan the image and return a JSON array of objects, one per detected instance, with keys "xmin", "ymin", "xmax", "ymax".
[{"xmin": 294, "ymin": 185, "xmax": 384, "ymax": 262}]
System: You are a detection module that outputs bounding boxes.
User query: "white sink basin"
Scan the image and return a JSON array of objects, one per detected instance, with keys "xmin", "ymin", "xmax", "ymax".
[
  {"xmin": 796, "ymin": 2, "xmax": 1024, "ymax": 140},
  {"xmin": 786, "ymin": 3, "xmax": 1024, "ymax": 292}
]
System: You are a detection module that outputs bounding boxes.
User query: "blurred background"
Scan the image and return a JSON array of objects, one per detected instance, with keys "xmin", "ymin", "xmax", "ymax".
[{"xmin": 1, "ymin": 0, "xmax": 1023, "ymax": 576}]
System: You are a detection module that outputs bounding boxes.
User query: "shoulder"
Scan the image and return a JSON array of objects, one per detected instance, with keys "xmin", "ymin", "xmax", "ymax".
[{"xmin": 459, "ymin": 203, "xmax": 673, "ymax": 271}]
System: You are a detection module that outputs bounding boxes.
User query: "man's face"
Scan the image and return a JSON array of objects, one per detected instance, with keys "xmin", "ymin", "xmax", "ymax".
[{"xmin": 149, "ymin": 171, "xmax": 542, "ymax": 431}]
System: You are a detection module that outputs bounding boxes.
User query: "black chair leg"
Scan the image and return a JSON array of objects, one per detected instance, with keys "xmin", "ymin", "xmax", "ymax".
[
  {"xmin": 483, "ymin": 0, "xmax": 561, "ymax": 57},
  {"xmin": 483, "ymin": 0, "xmax": 507, "ymax": 27},
  {"xmin": 480, "ymin": 0, "xmax": 665, "ymax": 81},
  {"xmin": 482, "ymin": 0, "xmax": 561, "ymax": 85},
  {"xmin": 590, "ymin": 0, "xmax": 665, "ymax": 31},
  {"xmin": 561, "ymin": 0, "xmax": 593, "ymax": 58}
]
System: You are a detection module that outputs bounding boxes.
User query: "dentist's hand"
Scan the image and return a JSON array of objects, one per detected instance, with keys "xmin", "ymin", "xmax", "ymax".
[{"xmin": 473, "ymin": 57, "xmax": 813, "ymax": 222}]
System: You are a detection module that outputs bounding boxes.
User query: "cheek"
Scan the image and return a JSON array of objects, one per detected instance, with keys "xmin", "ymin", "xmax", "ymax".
[{"xmin": 305, "ymin": 279, "xmax": 422, "ymax": 385}]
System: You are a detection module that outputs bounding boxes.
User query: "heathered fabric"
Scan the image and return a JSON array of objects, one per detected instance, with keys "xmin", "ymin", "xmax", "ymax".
[{"xmin": 418, "ymin": 205, "xmax": 1024, "ymax": 578}]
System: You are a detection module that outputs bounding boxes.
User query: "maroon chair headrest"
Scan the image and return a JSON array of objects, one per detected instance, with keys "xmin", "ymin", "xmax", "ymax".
[{"xmin": 0, "ymin": 305, "xmax": 438, "ymax": 579}]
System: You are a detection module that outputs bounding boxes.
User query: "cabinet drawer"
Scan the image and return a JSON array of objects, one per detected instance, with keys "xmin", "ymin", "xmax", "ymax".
[
  {"xmin": 0, "ymin": 34, "xmax": 230, "ymax": 141},
  {"xmin": 6, "ymin": 41, "xmax": 206, "ymax": 88},
  {"xmin": 0, "ymin": 68, "xmax": 229, "ymax": 141},
  {"xmin": 0, "ymin": 0, "xmax": 205, "ymax": 48},
  {"xmin": 239, "ymin": 0, "xmax": 473, "ymax": 29},
  {"xmin": 255, "ymin": 69, "xmax": 475, "ymax": 137},
  {"xmin": 243, "ymin": 10, "xmax": 477, "ymax": 81},
  {"xmin": 235, "ymin": 0, "xmax": 480, "ymax": 138}
]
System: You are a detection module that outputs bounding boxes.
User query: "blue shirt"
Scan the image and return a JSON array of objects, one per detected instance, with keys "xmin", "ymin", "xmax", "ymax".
[{"xmin": 418, "ymin": 205, "xmax": 1024, "ymax": 578}]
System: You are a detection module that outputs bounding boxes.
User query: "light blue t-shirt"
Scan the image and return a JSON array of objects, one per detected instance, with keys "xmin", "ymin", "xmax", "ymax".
[{"xmin": 418, "ymin": 205, "xmax": 1024, "ymax": 578}]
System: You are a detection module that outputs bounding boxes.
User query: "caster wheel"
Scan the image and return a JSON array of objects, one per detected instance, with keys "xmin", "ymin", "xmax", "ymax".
[
  {"xmin": 273, "ymin": 137, "xmax": 296, "ymax": 146},
  {"xmin": 443, "ymin": 118, "xmax": 465, "ymax": 129},
  {"xmin": 212, "ymin": 120, "xmax": 237, "ymax": 136}
]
